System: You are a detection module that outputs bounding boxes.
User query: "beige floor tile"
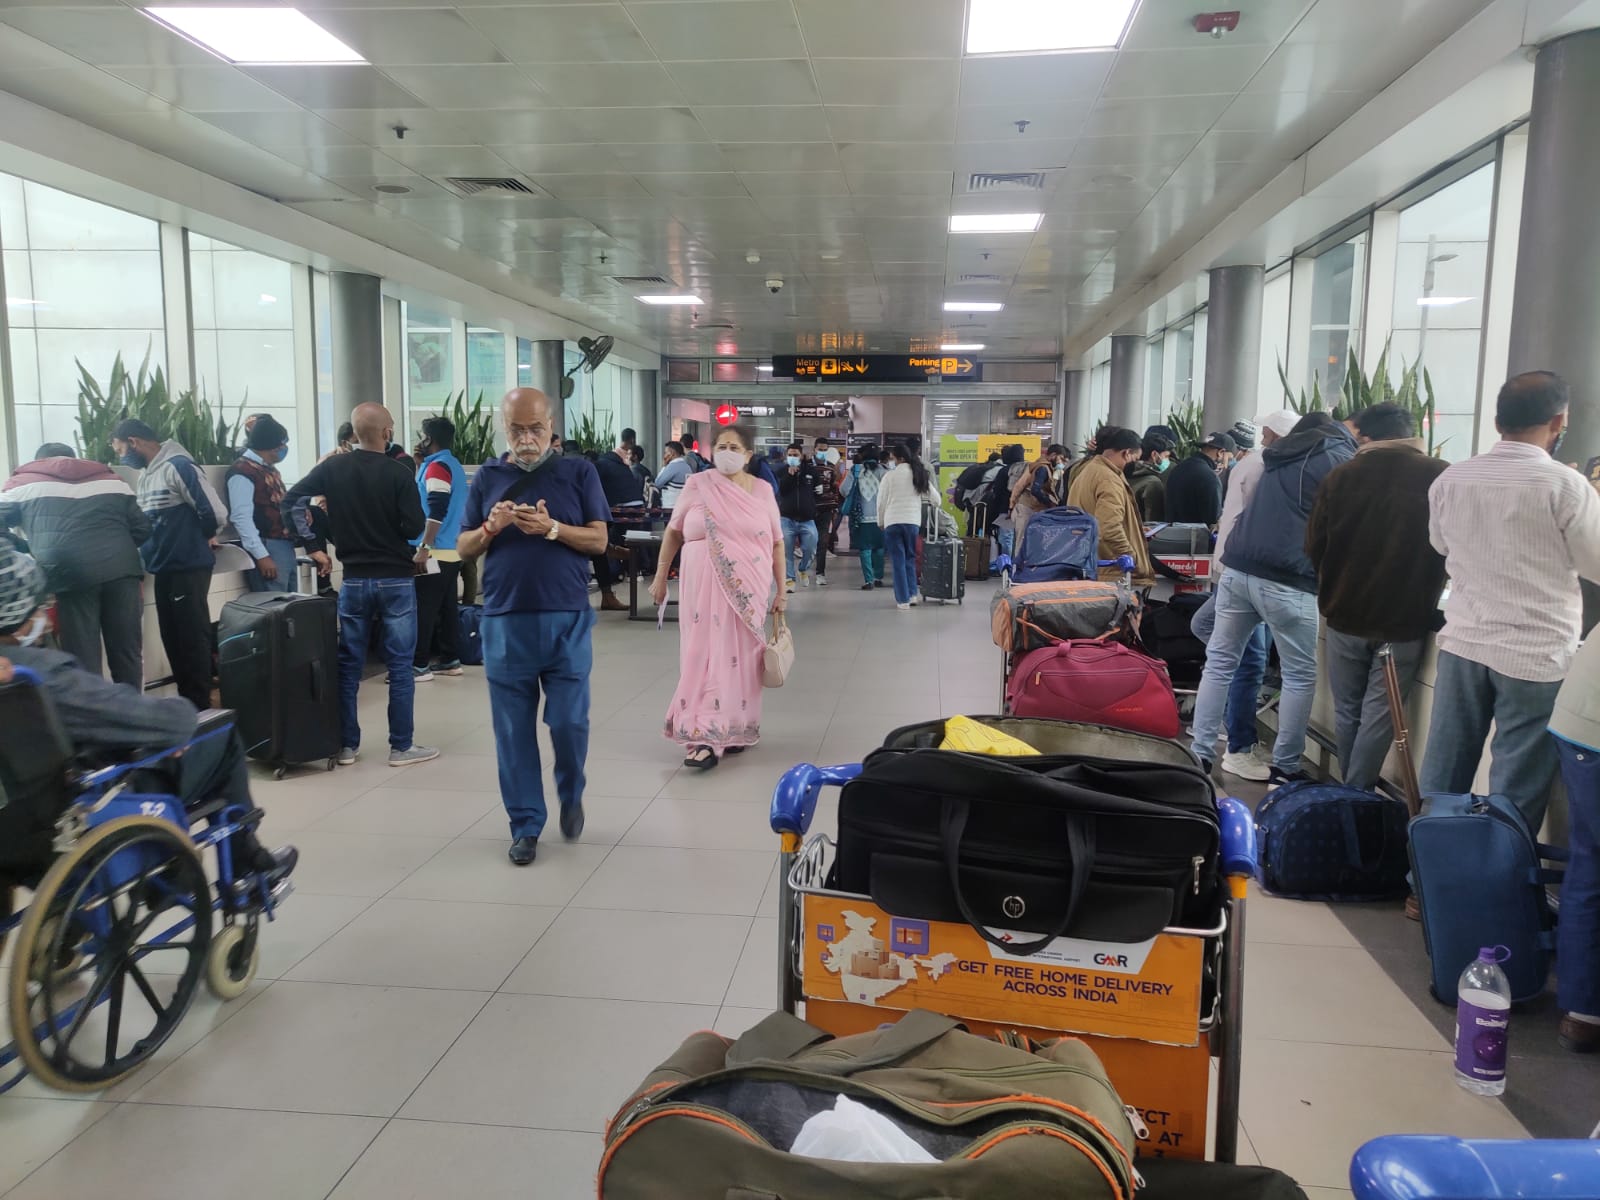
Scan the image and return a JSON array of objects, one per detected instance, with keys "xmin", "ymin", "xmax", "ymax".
[
  {"xmin": 279, "ymin": 831, "xmax": 450, "ymax": 898},
  {"xmin": 1240, "ymin": 1039, "xmax": 1526, "ymax": 1189},
  {"xmin": 1244, "ymin": 887, "xmax": 1362, "ymax": 949},
  {"xmin": 6, "ymin": 1104, "xmax": 381, "ymax": 1200},
  {"xmin": 252, "ymin": 781, "xmax": 364, "ymax": 835},
  {"xmin": 0, "ymin": 1098, "xmax": 112, "ymax": 1193},
  {"xmin": 721, "ymin": 917, "xmax": 780, "ymax": 1010},
  {"xmin": 502, "ymin": 907, "xmax": 749, "ymax": 1004},
  {"xmin": 254, "ymin": 892, "xmax": 375, "ymax": 979},
  {"xmin": 574, "ymin": 756, "xmax": 684, "ymax": 798},
  {"xmin": 459, "ymin": 793, "xmax": 651, "ymax": 845},
  {"xmin": 287, "ymin": 897, "xmax": 561, "ymax": 990},
  {"xmin": 1303, "ymin": 1190, "xmax": 1356, "ymax": 1200},
  {"xmin": 131, "ymin": 980, "xmax": 488, "ymax": 1116},
  {"xmin": 399, "ymin": 993, "xmax": 715, "ymax": 1133},
  {"xmin": 391, "ymin": 837, "xmax": 610, "ymax": 906},
  {"xmin": 571, "ymin": 845, "xmax": 775, "ymax": 915},
  {"xmin": 1244, "ymin": 943, "xmax": 1448, "ymax": 1050},
  {"xmin": 309, "ymin": 785, "xmax": 501, "ymax": 838},
  {"xmin": 622, "ymin": 795, "xmax": 779, "ymax": 851},
  {"xmin": 379, "ymin": 753, "xmax": 504, "ymax": 792},
  {"xmin": 327, "ymin": 1120, "xmax": 602, "ymax": 1200},
  {"xmin": 757, "ymin": 857, "xmax": 783, "ymax": 918}
]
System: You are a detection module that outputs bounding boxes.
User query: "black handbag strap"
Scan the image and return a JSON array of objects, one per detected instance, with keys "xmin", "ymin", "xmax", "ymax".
[
  {"xmin": 939, "ymin": 795, "xmax": 1096, "ymax": 954},
  {"xmin": 865, "ymin": 747, "xmax": 1149, "ymax": 818},
  {"xmin": 496, "ymin": 451, "xmax": 559, "ymax": 509}
]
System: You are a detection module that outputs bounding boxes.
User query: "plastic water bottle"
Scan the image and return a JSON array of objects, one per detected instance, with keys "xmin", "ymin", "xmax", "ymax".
[{"xmin": 1454, "ymin": 947, "xmax": 1511, "ymax": 1096}]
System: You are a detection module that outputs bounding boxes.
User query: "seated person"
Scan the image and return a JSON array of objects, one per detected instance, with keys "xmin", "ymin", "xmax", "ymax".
[{"xmin": 0, "ymin": 544, "xmax": 296, "ymax": 883}]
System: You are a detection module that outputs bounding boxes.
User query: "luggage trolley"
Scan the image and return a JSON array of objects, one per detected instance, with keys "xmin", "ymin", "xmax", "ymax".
[
  {"xmin": 768, "ymin": 734, "xmax": 1260, "ymax": 1165},
  {"xmin": 994, "ymin": 554, "xmax": 1138, "ymax": 712}
]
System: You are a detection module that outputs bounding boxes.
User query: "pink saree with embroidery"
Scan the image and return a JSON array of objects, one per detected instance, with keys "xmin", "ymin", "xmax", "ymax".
[{"xmin": 663, "ymin": 470, "xmax": 783, "ymax": 751}]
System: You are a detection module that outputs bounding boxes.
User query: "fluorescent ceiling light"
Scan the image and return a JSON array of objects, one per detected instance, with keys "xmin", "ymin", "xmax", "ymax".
[
  {"xmin": 941, "ymin": 342, "xmax": 985, "ymax": 352},
  {"xmin": 944, "ymin": 301, "xmax": 1004, "ymax": 313},
  {"xmin": 143, "ymin": 8, "xmax": 365, "ymax": 65},
  {"xmin": 966, "ymin": 0, "xmax": 1140, "ymax": 54},
  {"xmin": 757, "ymin": 364, "xmax": 773, "ymax": 372},
  {"xmin": 636, "ymin": 294, "xmax": 703, "ymax": 306},
  {"xmin": 1416, "ymin": 296, "xmax": 1473, "ymax": 307},
  {"xmin": 949, "ymin": 213, "xmax": 1042, "ymax": 234}
]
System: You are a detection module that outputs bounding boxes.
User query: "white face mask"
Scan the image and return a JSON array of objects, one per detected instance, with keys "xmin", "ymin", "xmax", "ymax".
[
  {"xmin": 14, "ymin": 612, "xmax": 48, "ymax": 646},
  {"xmin": 713, "ymin": 449, "xmax": 747, "ymax": 476}
]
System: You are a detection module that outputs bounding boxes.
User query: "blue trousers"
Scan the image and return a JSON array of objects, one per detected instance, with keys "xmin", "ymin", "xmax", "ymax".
[
  {"xmin": 781, "ymin": 517, "xmax": 818, "ymax": 579},
  {"xmin": 1192, "ymin": 593, "xmax": 1270, "ymax": 754},
  {"xmin": 1419, "ymin": 650, "xmax": 1561, "ymax": 831},
  {"xmin": 337, "ymin": 577, "xmax": 417, "ymax": 752},
  {"xmin": 884, "ymin": 524, "xmax": 919, "ymax": 604},
  {"xmin": 245, "ymin": 538, "xmax": 298, "ymax": 593},
  {"xmin": 483, "ymin": 609, "xmax": 595, "ymax": 840},
  {"xmin": 1554, "ymin": 738, "xmax": 1600, "ymax": 1017}
]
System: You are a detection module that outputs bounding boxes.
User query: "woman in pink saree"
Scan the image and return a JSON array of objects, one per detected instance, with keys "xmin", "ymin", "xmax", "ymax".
[{"xmin": 650, "ymin": 425, "xmax": 787, "ymax": 770}]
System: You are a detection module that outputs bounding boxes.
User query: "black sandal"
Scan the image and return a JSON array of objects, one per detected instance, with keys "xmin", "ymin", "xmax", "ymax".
[
  {"xmin": 683, "ymin": 745, "xmax": 719, "ymax": 770},
  {"xmin": 723, "ymin": 745, "xmax": 748, "ymax": 756}
]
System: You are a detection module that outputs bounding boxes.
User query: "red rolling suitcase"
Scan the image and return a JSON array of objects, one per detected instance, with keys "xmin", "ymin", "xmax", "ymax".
[{"xmin": 1005, "ymin": 640, "xmax": 1181, "ymax": 738}]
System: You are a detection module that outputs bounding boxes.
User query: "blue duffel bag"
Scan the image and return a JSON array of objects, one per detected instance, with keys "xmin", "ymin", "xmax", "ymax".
[
  {"xmin": 1255, "ymin": 781, "xmax": 1411, "ymax": 901},
  {"xmin": 457, "ymin": 604, "xmax": 484, "ymax": 666}
]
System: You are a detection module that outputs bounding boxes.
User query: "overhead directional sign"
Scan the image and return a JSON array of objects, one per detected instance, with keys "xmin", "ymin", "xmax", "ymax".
[{"xmin": 772, "ymin": 354, "xmax": 983, "ymax": 382}]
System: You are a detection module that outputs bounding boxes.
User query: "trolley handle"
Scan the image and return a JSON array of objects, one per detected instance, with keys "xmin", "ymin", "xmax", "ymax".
[
  {"xmin": 770, "ymin": 762, "xmax": 863, "ymax": 844},
  {"xmin": 1216, "ymin": 795, "xmax": 1258, "ymax": 893}
]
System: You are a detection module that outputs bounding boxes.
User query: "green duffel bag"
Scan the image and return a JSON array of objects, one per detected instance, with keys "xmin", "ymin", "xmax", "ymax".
[{"xmin": 601, "ymin": 1010, "xmax": 1139, "ymax": 1200}]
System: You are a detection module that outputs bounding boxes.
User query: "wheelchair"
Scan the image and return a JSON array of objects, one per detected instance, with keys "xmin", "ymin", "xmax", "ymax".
[{"xmin": 0, "ymin": 666, "xmax": 290, "ymax": 1093}]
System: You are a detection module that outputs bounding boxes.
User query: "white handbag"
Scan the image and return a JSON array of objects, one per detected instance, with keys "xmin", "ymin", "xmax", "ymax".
[{"xmin": 761, "ymin": 613, "xmax": 794, "ymax": 688}]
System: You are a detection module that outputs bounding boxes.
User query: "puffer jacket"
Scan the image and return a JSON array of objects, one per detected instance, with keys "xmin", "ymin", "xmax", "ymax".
[
  {"xmin": 0, "ymin": 457, "xmax": 150, "ymax": 590},
  {"xmin": 1222, "ymin": 421, "xmax": 1356, "ymax": 593},
  {"xmin": 1066, "ymin": 454, "xmax": 1155, "ymax": 585},
  {"xmin": 134, "ymin": 440, "xmax": 223, "ymax": 574}
]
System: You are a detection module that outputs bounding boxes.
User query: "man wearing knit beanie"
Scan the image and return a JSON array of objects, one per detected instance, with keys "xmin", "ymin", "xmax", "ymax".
[{"xmin": 226, "ymin": 415, "xmax": 296, "ymax": 593}]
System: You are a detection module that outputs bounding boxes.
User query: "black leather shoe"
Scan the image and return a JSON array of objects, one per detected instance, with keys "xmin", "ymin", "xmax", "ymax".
[
  {"xmin": 1558, "ymin": 1014, "xmax": 1600, "ymax": 1053},
  {"xmin": 508, "ymin": 836, "xmax": 538, "ymax": 866},
  {"xmin": 251, "ymin": 845, "xmax": 298, "ymax": 884},
  {"xmin": 559, "ymin": 803, "xmax": 585, "ymax": 842}
]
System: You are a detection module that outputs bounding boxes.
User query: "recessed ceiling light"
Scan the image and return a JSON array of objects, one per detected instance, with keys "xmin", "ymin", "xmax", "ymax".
[
  {"xmin": 1416, "ymin": 296, "xmax": 1473, "ymax": 307},
  {"xmin": 142, "ymin": 7, "xmax": 365, "ymax": 65},
  {"xmin": 966, "ymin": 0, "xmax": 1140, "ymax": 54},
  {"xmin": 944, "ymin": 301, "xmax": 1004, "ymax": 313},
  {"xmin": 949, "ymin": 213, "xmax": 1043, "ymax": 233},
  {"xmin": 941, "ymin": 342, "xmax": 986, "ymax": 352},
  {"xmin": 636, "ymin": 294, "xmax": 703, "ymax": 306}
]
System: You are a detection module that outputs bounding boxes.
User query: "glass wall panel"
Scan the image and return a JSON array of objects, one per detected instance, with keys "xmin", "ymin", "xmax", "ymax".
[
  {"xmin": 402, "ymin": 301, "xmax": 453, "ymax": 443},
  {"xmin": 1385, "ymin": 164, "xmax": 1494, "ymax": 461},
  {"xmin": 312, "ymin": 269, "xmax": 335, "ymax": 455},
  {"xmin": 1144, "ymin": 337, "xmax": 1164, "ymax": 429},
  {"xmin": 1259, "ymin": 268, "xmax": 1292, "ymax": 413},
  {"xmin": 1306, "ymin": 231, "xmax": 1367, "ymax": 399},
  {"xmin": 1173, "ymin": 320, "xmax": 1196, "ymax": 411},
  {"xmin": 466, "ymin": 326, "xmax": 505, "ymax": 401},
  {"xmin": 516, "ymin": 337, "xmax": 533, "ymax": 388},
  {"xmin": 1, "ymin": 175, "xmax": 165, "ymax": 458}
]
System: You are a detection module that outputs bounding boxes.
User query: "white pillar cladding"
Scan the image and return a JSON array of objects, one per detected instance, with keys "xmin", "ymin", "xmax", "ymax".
[
  {"xmin": 1108, "ymin": 335, "xmax": 1145, "ymax": 431},
  {"xmin": 1202, "ymin": 265, "xmax": 1265, "ymax": 435}
]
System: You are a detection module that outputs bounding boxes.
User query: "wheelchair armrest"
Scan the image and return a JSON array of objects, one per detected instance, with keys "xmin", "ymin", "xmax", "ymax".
[{"xmin": 195, "ymin": 708, "xmax": 236, "ymax": 736}]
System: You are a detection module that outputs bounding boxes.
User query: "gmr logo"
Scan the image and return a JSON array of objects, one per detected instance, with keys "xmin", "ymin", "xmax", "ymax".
[{"xmin": 1094, "ymin": 952, "xmax": 1129, "ymax": 968}]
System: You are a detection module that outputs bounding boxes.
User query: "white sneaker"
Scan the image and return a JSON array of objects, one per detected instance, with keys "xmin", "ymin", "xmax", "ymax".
[
  {"xmin": 908, "ymin": 593, "xmax": 921, "ymax": 606},
  {"xmin": 816, "ymin": 575, "xmax": 828, "ymax": 587},
  {"xmin": 799, "ymin": 572, "xmax": 811, "ymax": 588},
  {"xmin": 896, "ymin": 602, "xmax": 911, "ymax": 611},
  {"xmin": 1221, "ymin": 750, "xmax": 1271, "ymax": 782},
  {"xmin": 785, "ymin": 579, "xmax": 796, "ymax": 593}
]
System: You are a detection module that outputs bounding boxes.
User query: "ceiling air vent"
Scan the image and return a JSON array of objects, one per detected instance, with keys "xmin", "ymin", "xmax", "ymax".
[
  {"xmin": 611, "ymin": 274, "xmax": 675, "ymax": 287},
  {"xmin": 965, "ymin": 171, "xmax": 1046, "ymax": 193},
  {"xmin": 444, "ymin": 177, "xmax": 537, "ymax": 196},
  {"xmin": 958, "ymin": 273, "xmax": 1005, "ymax": 283}
]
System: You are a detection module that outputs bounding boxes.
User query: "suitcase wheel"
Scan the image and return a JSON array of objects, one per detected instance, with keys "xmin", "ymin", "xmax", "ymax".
[
  {"xmin": 273, "ymin": 764, "xmax": 288, "ymax": 781},
  {"xmin": 325, "ymin": 757, "xmax": 337, "ymax": 772}
]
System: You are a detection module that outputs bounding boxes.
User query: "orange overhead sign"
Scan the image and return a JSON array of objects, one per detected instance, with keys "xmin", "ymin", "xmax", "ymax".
[{"xmin": 772, "ymin": 355, "xmax": 982, "ymax": 381}]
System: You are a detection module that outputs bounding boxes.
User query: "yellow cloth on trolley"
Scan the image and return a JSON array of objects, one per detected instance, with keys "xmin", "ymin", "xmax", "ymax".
[{"xmin": 938, "ymin": 715, "xmax": 1040, "ymax": 757}]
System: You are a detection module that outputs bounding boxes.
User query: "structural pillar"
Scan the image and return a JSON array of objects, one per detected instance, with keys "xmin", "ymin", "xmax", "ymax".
[
  {"xmin": 1062, "ymin": 369, "xmax": 1092, "ymax": 454},
  {"xmin": 632, "ymin": 368, "xmax": 660, "ymax": 455},
  {"xmin": 329, "ymin": 271, "xmax": 383, "ymax": 426},
  {"xmin": 1202, "ymin": 264, "xmax": 1265, "ymax": 435},
  {"xmin": 1507, "ymin": 27, "xmax": 1600, "ymax": 468},
  {"xmin": 1108, "ymin": 335, "xmax": 1144, "ymax": 431},
  {"xmin": 525, "ymin": 339, "xmax": 565, "ymax": 435}
]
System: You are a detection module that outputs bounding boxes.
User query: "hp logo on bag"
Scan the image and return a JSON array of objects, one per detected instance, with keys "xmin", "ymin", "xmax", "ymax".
[{"xmin": 1002, "ymin": 895, "xmax": 1026, "ymax": 920}]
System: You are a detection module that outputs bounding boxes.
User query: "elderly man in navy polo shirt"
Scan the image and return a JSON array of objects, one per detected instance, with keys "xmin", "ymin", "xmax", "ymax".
[{"xmin": 457, "ymin": 388, "xmax": 612, "ymax": 866}]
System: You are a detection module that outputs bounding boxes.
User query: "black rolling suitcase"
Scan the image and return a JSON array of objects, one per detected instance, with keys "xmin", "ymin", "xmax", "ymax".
[
  {"xmin": 921, "ymin": 508, "xmax": 965, "ymax": 605},
  {"xmin": 218, "ymin": 592, "xmax": 340, "ymax": 778}
]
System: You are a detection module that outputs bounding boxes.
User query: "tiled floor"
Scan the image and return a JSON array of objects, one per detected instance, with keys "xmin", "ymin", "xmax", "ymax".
[{"xmin": 1, "ymin": 578, "xmax": 1546, "ymax": 1197}]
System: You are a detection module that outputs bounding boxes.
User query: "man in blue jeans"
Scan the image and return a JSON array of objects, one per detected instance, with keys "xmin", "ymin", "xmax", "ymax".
[
  {"xmin": 1190, "ymin": 413, "xmax": 1355, "ymax": 782},
  {"xmin": 1192, "ymin": 598, "xmax": 1271, "ymax": 779},
  {"xmin": 456, "ymin": 388, "xmax": 612, "ymax": 866},
  {"xmin": 287, "ymin": 403, "xmax": 437, "ymax": 768}
]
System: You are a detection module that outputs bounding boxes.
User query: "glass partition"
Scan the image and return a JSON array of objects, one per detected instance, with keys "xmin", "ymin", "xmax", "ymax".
[
  {"xmin": 466, "ymin": 326, "xmax": 505, "ymax": 402},
  {"xmin": 1306, "ymin": 231, "xmax": 1367, "ymax": 399},
  {"xmin": 402, "ymin": 301, "xmax": 453, "ymax": 443}
]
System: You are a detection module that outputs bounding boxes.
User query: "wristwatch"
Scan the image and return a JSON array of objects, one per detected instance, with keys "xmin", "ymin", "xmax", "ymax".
[{"xmin": 545, "ymin": 520, "xmax": 561, "ymax": 542}]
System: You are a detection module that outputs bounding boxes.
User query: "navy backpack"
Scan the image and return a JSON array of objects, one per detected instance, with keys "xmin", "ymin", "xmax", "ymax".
[
  {"xmin": 1014, "ymin": 507, "xmax": 1100, "ymax": 583},
  {"xmin": 1255, "ymin": 781, "xmax": 1411, "ymax": 901}
]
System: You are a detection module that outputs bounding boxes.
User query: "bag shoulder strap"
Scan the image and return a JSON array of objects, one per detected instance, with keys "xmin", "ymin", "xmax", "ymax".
[
  {"xmin": 725, "ymin": 1011, "xmax": 833, "ymax": 1067},
  {"xmin": 811, "ymin": 1010, "xmax": 963, "ymax": 1076},
  {"xmin": 496, "ymin": 453, "xmax": 559, "ymax": 508}
]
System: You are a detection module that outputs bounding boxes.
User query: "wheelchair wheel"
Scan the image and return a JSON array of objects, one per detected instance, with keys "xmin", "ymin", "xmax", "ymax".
[
  {"xmin": 204, "ymin": 920, "xmax": 259, "ymax": 1000},
  {"xmin": 8, "ymin": 816, "xmax": 212, "ymax": 1093}
]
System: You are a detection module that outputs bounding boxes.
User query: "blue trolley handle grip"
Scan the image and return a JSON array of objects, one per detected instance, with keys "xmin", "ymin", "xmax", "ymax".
[{"xmin": 770, "ymin": 762, "xmax": 863, "ymax": 841}]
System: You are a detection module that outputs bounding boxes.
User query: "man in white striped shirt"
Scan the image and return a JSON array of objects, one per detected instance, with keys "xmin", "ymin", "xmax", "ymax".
[{"xmin": 1421, "ymin": 371, "xmax": 1600, "ymax": 830}]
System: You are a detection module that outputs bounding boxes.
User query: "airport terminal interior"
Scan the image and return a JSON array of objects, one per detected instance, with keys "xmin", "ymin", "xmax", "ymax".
[{"xmin": 1, "ymin": 0, "xmax": 1600, "ymax": 1196}]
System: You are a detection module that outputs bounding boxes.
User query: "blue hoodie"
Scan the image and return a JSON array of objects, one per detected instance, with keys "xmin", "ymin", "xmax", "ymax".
[{"xmin": 1221, "ymin": 420, "xmax": 1355, "ymax": 593}]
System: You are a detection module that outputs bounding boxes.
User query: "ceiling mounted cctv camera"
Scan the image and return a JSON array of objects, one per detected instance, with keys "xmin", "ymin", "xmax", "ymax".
[{"xmin": 765, "ymin": 274, "xmax": 784, "ymax": 294}]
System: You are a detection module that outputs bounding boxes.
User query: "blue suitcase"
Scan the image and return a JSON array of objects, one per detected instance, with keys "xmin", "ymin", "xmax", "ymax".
[
  {"xmin": 1409, "ymin": 793, "xmax": 1561, "ymax": 1004},
  {"xmin": 457, "ymin": 604, "xmax": 484, "ymax": 666},
  {"xmin": 1014, "ymin": 507, "xmax": 1099, "ymax": 583},
  {"xmin": 1255, "ymin": 781, "xmax": 1411, "ymax": 901}
]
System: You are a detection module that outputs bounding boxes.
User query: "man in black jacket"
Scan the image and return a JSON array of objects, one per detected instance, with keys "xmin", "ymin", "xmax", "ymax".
[
  {"xmin": 591, "ymin": 441, "xmax": 644, "ymax": 612},
  {"xmin": 286, "ymin": 403, "xmax": 434, "ymax": 768},
  {"xmin": 778, "ymin": 441, "xmax": 820, "ymax": 591},
  {"xmin": 1307, "ymin": 403, "xmax": 1448, "ymax": 789},
  {"xmin": 1163, "ymin": 433, "xmax": 1234, "ymax": 525}
]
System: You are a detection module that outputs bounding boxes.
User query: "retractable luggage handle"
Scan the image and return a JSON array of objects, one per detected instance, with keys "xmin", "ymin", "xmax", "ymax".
[{"xmin": 1379, "ymin": 644, "xmax": 1423, "ymax": 818}]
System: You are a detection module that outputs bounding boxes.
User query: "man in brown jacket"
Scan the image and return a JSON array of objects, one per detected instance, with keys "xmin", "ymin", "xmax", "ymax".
[
  {"xmin": 1066, "ymin": 426, "xmax": 1154, "ymax": 586},
  {"xmin": 1306, "ymin": 402, "xmax": 1448, "ymax": 789}
]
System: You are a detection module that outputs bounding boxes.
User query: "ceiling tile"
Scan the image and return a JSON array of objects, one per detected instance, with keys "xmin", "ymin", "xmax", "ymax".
[
  {"xmin": 267, "ymin": 144, "xmax": 412, "ymax": 175},
  {"xmin": 825, "ymin": 105, "xmax": 954, "ymax": 143},
  {"xmin": 463, "ymin": 4, "xmax": 655, "ymax": 63},
  {"xmin": 197, "ymin": 110, "xmax": 365, "ymax": 149},
  {"xmin": 331, "ymin": 172, "xmax": 454, "ymax": 201},
  {"xmin": 2, "ymin": 65, "xmax": 168, "ymax": 119},
  {"xmin": 717, "ymin": 141, "xmax": 839, "ymax": 172},
  {"xmin": 836, "ymin": 141, "xmax": 954, "ymax": 173},
  {"xmin": 1101, "ymin": 45, "xmax": 1275, "ymax": 98},
  {"xmin": 740, "ymin": 170, "xmax": 850, "ymax": 196},
  {"xmin": 752, "ymin": 193, "xmax": 858, "ymax": 221},
  {"xmin": 104, "ymin": 65, "xmax": 301, "ymax": 112},
  {"xmin": 956, "ymin": 102, "xmax": 1090, "ymax": 143},
  {"xmin": 810, "ymin": 57, "xmax": 958, "ymax": 106},
  {"xmin": 1069, "ymin": 131, "xmax": 1204, "ymax": 168},
  {"xmin": 1122, "ymin": 0, "xmax": 1312, "ymax": 50},
  {"xmin": 497, "ymin": 143, "xmax": 625, "ymax": 173},
  {"xmin": 607, "ymin": 142, "xmax": 731, "ymax": 172},
  {"xmin": 847, "ymin": 171, "xmax": 953, "ymax": 197},
  {"xmin": 570, "ymin": 106, "xmax": 710, "ymax": 143},
  {"xmin": 243, "ymin": 66, "xmax": 424, "ymax": 111},
  {"xmin": 383, "ymin": 144, "xmax": 519, "ymax": 175},
  {"xmin": 637, "ymin": 172, "xmax": 750, "ymax": 197},
  {"xmin": 521, "ymin": 61, "xmax": 687, "ymax": 107},
  {"xmin": 849, "ymin": 193, "xmax": 949, "ymax": 219},
  {"xmin": 377, "ymin": 65, "xmax": 552, "ymax": 110},
  {"xmin": 960, "ymin": 51, "xmax": 1114, "ymax": 106},
  {"xmin": 952, "ymin": 139, "xmax": 1077, "ymax": 175},
  {"xmin": 626, "ymin": 0, "xmax": 805, "ymax": 60},
  {"xmin": 312, "ymin": 9, "xmax": 507, "ymax": 65},
  {"xmin": 0, "ymin": 8, "xmax": 218, "ymax": 68},
  {"xmin": 667, "ymin": 58, "xmax": 819, "ymax": 105},
  {"xmin": 693, "ymin": 105, "xmax": 831, "ymax": 142},
  {"xmin": 468, "ymin": 109, "xmax": 592, "ymax": 145},
  {"xmin": 539, "ymin": 173, "xmax": 654, "ymax": 198},
  {"xmin": 794, "ymin": 0, "xmax": 963, "ymax": 58},
  {"xmin": 315, "ymin": 107, "xmax": 478, "ymax": 145},
  {"xmin": 1079, "ymin": 93, "xmax": 1234, "ymax": 138}
]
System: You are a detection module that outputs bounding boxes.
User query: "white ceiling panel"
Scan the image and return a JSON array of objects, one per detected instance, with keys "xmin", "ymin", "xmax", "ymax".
[
  {"xmin": 541, "ymin": 106, "xmax": 688, "ymax": 143},
  {"xmin": 626, "ymin": 0, "xmax": 804, "ymax": 60},
  {"xmin": 1123, "ymin": 0, "xmax": 1314, "ymax": 50},
  {"xmin": 608, "ymin": 141, "xmax": 732, "ymax": 171},
  {"xmin": 835, "ymin": 141, "xmax": 955, "ymax": 173},
  {"xmin": 956, "ymin": 102, "xmax": 1090, "ymax": 143},
  {"xmin": 667, "ymin": 58, "xmax": 818, "ymax": 105},
  {"xmin": 810, "ymin": 57, "xmax": 959, "ymax": 107},
  {"xmin": 382, "ymin": 144, "xmax": 519, "ymax": 175},
  {"xmin": 794, "ymin": 0, "xmax": 963, "ymax": 59},
  {"xmin": 196, "ymin": 109, "xmax": 365, "ymax": 148},
  {"xmin": 693, "ymin": 104, "xmax": 830, "ymax": 142},
  {"xmin": 521, "ymin": 61, "xmax": 686, "ymax": 107},
  {"xmin": 315, "ymin": 106, "xmax": 479, "ymax": 145},
  {"xmin": 1101, "ymin": 45, "xmax": 1277, "ymax": 99},
  {"xmin": 245, "ymin": 66, "xmax": 424, "ymax": 111},
  {"xmin": 1079, "ymin": 93, "xmax": 1236, "ymax": 138},
  {"xmin": 497, "ymin": 143, "xmax": 624, "ymax": 173},
  {"xmin": 846, "ymin": 170, "xmax": 954, "ymax": 197},
  {"xmin": 824, "ymin": 105, "xmax": 954, "ymax": 143},
  {"xmin": 313, "ymin": 9, "xmax": 507, "ymax": 65},
  {"xmin": 462, "ymin": 4, "xmax": 654, "ymax": 63},
  {"xmin": 1069, "ymin": 131, "xmax": 1205, "ymax": 168},
  {"xmin": 377, "ymin": 65, "xmax": 552, "ymax": 111},
  {"xmin": 740, "ymin": 170, "xmax": 849, "ymax": 196},
  {"xmin": 717, "ymin": 141, "xmax": 838, "ymax": 172},
  {"xmin": 539, "ymin": 173, "xmax": 654, "ymax": 198},
  {"xmin": 960, "ymin": 52, "xmax": 1115, "ymax": 107},
  {"xmin": 0, "ymin": 7, "xmax": 215, "ymax": 67},
  {"xmin": 105, "ymin": 65, "xmax": 300, "ymax": 112},
  {"xmin": 638, "ymin": 171, "xmax": 751, "ymax": 197}
]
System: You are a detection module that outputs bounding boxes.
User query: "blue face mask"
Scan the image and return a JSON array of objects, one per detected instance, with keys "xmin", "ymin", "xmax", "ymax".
[
  {"xmin": 120, "ymin": 450, "xmax": 149, "ymax": 469},
  {"xmin": 786, "ymin": 455, "xmax": 801, "ymax": 468},
  {"xmin": 1156, "ymin": 457, "xmax": 1171, "ymax": 473}
]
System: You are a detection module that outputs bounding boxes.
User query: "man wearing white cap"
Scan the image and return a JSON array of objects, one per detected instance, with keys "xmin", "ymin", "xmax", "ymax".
[{"xmin": 1193, "ymin": 410, "xmax": 1300, "ymax": 781}]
